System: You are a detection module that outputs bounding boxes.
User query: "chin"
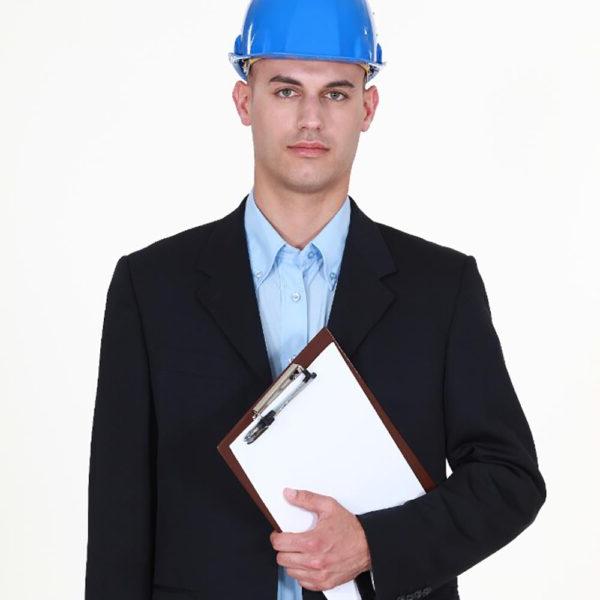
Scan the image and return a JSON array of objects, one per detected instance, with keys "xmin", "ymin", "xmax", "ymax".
[
  {"xmin": 285, "ymin": 161, "xmax": 332, "ymax": 183},
  {"xmin": 280, "ymin": 174, "xmax": 335, "ymax": 194}
]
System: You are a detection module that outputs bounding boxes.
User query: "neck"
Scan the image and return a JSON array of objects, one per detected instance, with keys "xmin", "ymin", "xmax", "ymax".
[{"xmin": 252, "ymin": 177, "xmax": 349, "ymax": 250}]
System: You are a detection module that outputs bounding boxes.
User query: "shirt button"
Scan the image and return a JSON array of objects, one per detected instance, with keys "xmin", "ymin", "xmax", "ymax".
[
  {"xmin": 308, "ymin": 251, "xmax": 314, "ymax": 259},
  {"xmin": 255, "ymin": 270, "xmax": 263, "ymax": 278},
  {"xmin": 291, "ymin": 292, "xmax": 301, "ymax": 302},
  {"xmin": 329, "ymin": 272, "xmax": 337, "ymax": 280}
]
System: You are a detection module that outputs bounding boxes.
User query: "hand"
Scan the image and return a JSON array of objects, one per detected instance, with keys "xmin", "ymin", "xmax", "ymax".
[{"xmin": 269, "ymin": 487, "xmax": 372, "ymax": 592}]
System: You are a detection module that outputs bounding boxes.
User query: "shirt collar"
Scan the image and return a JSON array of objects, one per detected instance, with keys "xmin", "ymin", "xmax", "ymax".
[
  {"xmin": 309, "ymin": 194, "xmax": 350, "ymax": 290},
  {"xmin": 244, "ymin": 188, "xmax": 287, "ymax": 286},
  {"xmin": 243, "ymin": 187, "xmax": 351, "ymax": 291}
]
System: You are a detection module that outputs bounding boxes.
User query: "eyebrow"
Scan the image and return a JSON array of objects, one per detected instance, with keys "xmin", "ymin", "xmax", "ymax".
[{"xmin": 268, "ymin": 75, "xmax": 356, "ymax": 89}]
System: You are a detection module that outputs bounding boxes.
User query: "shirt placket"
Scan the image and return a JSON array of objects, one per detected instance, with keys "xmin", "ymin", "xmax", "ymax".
[{"xmin": 279, "ymin": 249, "xmax": 309, "ymax": 370}]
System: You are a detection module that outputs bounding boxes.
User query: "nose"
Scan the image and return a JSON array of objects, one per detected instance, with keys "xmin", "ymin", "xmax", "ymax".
[{"xmin": 296, "ymin": 95, "xmax": 324, "ymax": 132}]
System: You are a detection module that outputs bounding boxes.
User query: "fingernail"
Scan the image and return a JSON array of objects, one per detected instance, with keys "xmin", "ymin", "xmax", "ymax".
[{"xmin": 284, "ymin": 487, "xmax": 297, "ymax": 499}]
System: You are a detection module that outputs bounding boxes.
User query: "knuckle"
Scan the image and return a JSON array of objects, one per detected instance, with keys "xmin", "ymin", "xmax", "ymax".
[
  {"xmin": 306, "ymin": 538, "xmax": 319, "ymax": 552},
  {"xmin": 317, "ymin": 579, "xmax": 327, "ymax": 591},
  {"xmin": 326, "ymin": 497, "xmax": 339, "ymax": 513},
  {"xmin": 315, "ymin": 570, "xmax": 327, "ymax": 584}
]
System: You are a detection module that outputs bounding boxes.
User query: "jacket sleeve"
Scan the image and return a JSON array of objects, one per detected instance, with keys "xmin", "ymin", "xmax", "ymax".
[
  {"xmin": 355, "ymin": 255, "xmax": 546, "ymax": 600},
  {"xmin": 85, "ymin": 255, "xmax": 157, "ymax": 600}
]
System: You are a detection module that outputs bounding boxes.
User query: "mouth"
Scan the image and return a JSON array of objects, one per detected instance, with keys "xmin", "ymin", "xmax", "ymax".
[
  {"xmin": 288, "ymin": 144, "xmax": 329, "ymax": 157},
  {"xmin": 288, "ymin": 143, "xmax": 329, "ymax": 158}
]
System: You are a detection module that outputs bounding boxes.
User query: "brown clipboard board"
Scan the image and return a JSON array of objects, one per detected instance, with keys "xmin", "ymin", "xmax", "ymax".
[{"xmin": 217, "ymin": 326, "xmax": 436, "ymax": 532}]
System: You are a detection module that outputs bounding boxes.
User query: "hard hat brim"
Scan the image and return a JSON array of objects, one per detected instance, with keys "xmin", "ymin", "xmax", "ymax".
[{"xmin": 228, "ymin": 52, "xmax": 385, "ymax": 83}]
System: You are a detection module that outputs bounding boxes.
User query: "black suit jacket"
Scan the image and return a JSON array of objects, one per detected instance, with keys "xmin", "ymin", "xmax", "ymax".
[{"xmin": 85, "ymin": 195, "xmax": 546, "ymax": 600}]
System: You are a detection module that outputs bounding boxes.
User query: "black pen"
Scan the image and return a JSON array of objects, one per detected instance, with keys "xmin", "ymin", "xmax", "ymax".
[{"xmin": 244, "ymin": 367, "xmax": 317, "ymax": 444}]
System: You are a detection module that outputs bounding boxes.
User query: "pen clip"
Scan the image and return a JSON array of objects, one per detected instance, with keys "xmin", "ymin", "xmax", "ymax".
[{"xmin": 244, "ymin": 363, "xmax": 317, "ymax": 444}]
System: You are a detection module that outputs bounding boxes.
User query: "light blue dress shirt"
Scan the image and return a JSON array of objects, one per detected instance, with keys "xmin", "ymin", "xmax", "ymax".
[
  {"xmin": 244, "ymin": 188, "xmax": 351, "ymax": 382},
  {"xmin": 244, "ymin": 187, "xmax": 350, "ymax": 599}
]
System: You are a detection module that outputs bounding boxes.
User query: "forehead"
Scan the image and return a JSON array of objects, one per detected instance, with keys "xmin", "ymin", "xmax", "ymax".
[{"xmin": 252, "ymin": 58, "xmax": 365, "ymax": 85}]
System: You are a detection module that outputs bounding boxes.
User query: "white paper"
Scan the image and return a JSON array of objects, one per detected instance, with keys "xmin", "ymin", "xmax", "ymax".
[{"xmin": 230, "ymin": 341, "xmax": 427, "ymax": 599}]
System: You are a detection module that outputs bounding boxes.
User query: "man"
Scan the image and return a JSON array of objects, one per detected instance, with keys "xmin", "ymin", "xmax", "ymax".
[{"xmin": 85, "ymin": 1, "xmax": 546, "ymax": 599}]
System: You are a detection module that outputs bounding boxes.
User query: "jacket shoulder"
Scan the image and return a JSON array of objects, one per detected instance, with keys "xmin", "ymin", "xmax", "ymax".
[
  {"xmin": 373, "ymin": 222, "xmax": 474, "ymax": 328},
  {"xmin": 121, "ymin": 217, "xmax": 221, "ymax": 273},
  {"xmin": 375, "ymin": 220, "xmax": 470, "ymax": 270}
]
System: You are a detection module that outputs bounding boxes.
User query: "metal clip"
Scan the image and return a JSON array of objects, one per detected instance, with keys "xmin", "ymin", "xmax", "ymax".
[{"xmin": 244, "ymin": 363, "xmax": 317, "ymax": 444}]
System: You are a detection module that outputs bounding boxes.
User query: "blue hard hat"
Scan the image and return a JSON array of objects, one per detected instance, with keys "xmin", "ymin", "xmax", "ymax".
[{"xmin": 229, "ymin": 0, "xmax": 385, "ymax": 83}]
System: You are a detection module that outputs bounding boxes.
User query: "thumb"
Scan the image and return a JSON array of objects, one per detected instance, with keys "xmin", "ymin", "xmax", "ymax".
[{"xmin": 284, "ymin": 488, "xmax": 333, "ymax": 515}]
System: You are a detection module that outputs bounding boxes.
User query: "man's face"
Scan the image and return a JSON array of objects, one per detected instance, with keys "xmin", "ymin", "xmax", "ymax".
[{"xmin": 233, "ymin": 58, "xmax": 379, "ymax": 194}]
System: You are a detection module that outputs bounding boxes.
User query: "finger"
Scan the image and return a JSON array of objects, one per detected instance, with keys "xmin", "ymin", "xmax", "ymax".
[
  {"xmin": 298, "ymin": 580, "xmax": 320, "ymax": 592},
  {"xmin": 286, "ymin": 566, "xmax": 317, "ymax": 581},
  {"xmin": 295, "ymin": 574, "xmax": 329, "ymax": 592},
  {"xmin": 276, "ymin": 550, "xmax": 317, "ymax": 570},
  {"xmin": 270, "ymin": 530, "xmax": 313, "ymax": 552},
  {"xmin": 284, "ymin": 488, "xmax": 335, "ymax": 515},
  {"xmin": 285, "ymin": 567, "xmax": 318, "ymax": 587}
]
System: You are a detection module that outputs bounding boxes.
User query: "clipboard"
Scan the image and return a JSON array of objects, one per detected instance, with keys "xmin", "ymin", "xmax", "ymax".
[{"xmin": 217, "ymin": 327, "xmax": 436, "ymax": 599}]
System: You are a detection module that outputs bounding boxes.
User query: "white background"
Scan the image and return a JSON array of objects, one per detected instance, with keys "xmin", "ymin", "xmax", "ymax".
[{"xmin": 1, "ymin": 1, "xmax": 598, "ymax": 598}]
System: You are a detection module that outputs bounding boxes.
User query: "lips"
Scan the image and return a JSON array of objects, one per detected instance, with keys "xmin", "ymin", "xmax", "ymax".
[
  {"xmin": 288, "ymin": 141, "xmax": 329, "ymax": 157},
  {"xmin": 289, "ymin": 141, "xmax": 328, "ymax": 150}
]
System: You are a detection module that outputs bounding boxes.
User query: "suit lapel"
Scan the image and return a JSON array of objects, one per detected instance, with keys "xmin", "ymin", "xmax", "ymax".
[
  {"xmin": 327, "ymin": 197, "xmax": 397, "ymax": 357},
  {"xmin": 195, "ymin": 194, "xmax": 397, "ymax": 387},
  {"xmin": 195, "ymin": 195, "xmax": 273, "ymax": 386}
]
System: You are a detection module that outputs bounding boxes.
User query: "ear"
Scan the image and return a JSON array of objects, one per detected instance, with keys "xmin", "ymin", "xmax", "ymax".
[
  {"xmin": 232, "ymin": 80, "xmax": 252, "ymax": 127},
  {"xmin": 361, "ymin": 85, "xmax": 379, "ymax": 132}
]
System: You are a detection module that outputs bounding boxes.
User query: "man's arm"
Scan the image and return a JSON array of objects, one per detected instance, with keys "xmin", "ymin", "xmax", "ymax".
[
  {"xmin": 85, "ymin": 255, "xmax": 157, "ymax": 600},
  {"xmin": 356, "ymin": 255, "xmax": 546, "ymax": 600}
]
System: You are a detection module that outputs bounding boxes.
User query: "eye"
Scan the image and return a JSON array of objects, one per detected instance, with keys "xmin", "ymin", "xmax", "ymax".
[
  {"xmin": 326, "ymin": 91, "xmax": 348, "ymax": 101},
  {"xmin": 274, "ymin": 88, "xmax": 349, "ymax": 101},
  {"xmin": 275, "ymin": 88, "xmax": 298, "ymax": 99}
]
